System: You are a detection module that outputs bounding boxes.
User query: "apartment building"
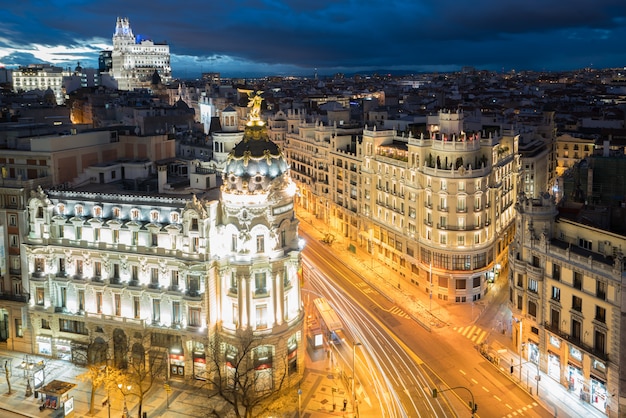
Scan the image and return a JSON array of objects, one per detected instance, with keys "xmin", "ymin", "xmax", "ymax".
[
  {"xmin": 11, "ymin": 64, "xmax": 70, "ymax": 105},
  {"xmin": 509, "ymin": 193, "xmax": 626, "ymax": 417},
  {"xmin": 555, "ymin": 133, "xmax": 595, "ymax": 176},
  {"xmin": 276, "ymin": 108, "xmax": 517, "ymax": 302}
]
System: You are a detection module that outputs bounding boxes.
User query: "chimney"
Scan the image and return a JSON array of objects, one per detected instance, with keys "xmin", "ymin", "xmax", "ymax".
[{"xmin": 158, "ymin": 164, "xmax": 167, "ymax": 194}]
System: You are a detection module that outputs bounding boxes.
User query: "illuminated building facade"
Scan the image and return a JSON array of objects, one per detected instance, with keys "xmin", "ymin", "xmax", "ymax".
[
  {"xmin": 22, "ymin": 98, "xmax": 304, "ymax": 392},
  {"xmin": 111, "ymin": 17, "xmax": 172, "ymax": 91},
  {"xmin": 275, "ymin": 109, "xmax": 517, "ymax": 302},
  {"xmin": 509, "ymin": 193, "xmax": 625, "ymax": 417},
  {"xmin": 11, "ymin": 64, "xmax": 70, "ymax": 105}
]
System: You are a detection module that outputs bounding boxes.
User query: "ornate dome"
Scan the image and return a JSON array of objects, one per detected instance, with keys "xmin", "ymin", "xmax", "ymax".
[{"xmin": 223, "ymin": 120, "xmax": 289, "ymax": 193}]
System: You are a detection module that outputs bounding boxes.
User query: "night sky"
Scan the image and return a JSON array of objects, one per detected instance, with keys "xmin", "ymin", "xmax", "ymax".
[{"xmin": 2, "ymin": 0, "xmax": 626, "ymax": 78}]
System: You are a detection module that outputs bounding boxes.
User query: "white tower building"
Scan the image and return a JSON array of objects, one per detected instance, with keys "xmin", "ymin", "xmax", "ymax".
[{"xmin": 111, "ymin": 17, "xmax": 172, "ymax": 91}]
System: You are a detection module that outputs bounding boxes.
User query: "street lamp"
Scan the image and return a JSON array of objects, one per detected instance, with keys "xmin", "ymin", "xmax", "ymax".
[
  {"xmin": 352, "ymin": 342, "xmax": 362, "ymax": 417},
  {"xmin": 118, "ymin": 383, "xmax": 131, "ymax": 418}
]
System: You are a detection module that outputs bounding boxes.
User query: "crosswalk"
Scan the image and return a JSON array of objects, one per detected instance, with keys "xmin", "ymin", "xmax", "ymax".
[
  {"xmin": 452, "ymin": 324, "xmax": 487, "ymax": 344},
  {"xmin": 388, "ymin": 306, "xmax": 411, "ymax": 319},
  {"xmin": 501, "ymin": 401, "xmax": 540, "ymax": 417}
]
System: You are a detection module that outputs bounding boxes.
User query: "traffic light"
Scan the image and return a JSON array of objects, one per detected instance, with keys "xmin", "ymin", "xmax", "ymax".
[
  {"xmin": 469, "ymin": 401, "xmax": 478, "ymax": 413},
  {"xmin": 432, "ymin": 388, "xmax": 437, "ymax": 398}
]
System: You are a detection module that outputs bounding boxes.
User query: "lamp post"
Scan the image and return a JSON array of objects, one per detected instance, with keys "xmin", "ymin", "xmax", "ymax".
[
  {"xmin": 429, "ymin": 263, "xmax": 433, "ymax": 312},
  {"xmin": 352, "ymin": 342, "xmax": 362, "ymax": 417},
  {"xmin": 118, "ymin": 383, "xmax": 131, "ymax": 418},
  {"xmin": 519, "ymin": 319, "xmax": 523, "ymax": 383}
]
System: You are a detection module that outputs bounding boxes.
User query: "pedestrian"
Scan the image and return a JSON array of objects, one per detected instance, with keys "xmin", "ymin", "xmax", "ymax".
[{"xmin": 343, "ymin": 398, "xmax": 347, "ymax": 411}]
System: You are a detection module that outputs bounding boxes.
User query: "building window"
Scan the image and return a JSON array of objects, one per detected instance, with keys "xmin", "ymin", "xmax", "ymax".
[
  {"xmin": 114, "ymin": 294, "xmax": 121, "ymax": 316},
  {"xmin": 36, "ymin": 288, "xmax": 44, "ymax": 305},
  {"xmin": 255, "ymin": 272, "xmax": 267, "ymax": 295},
  {"xmin": 528, "ymin": 300, "xmax": 537, "ymax": 318},
  {"xmin": 75, "ymin": 260, "xmax": 83, "ymax": 277},
  {"xmin": 578, "ymin": 238, "xmax": 592, "ymax": 251},
  {"xmin": 151, "ymin": 268, "xmax": 159, "ymax": 286},
  {"xmin": 230, "ymin": 272, "xmax": 238, "ymax": 294},
  {"xmin": 231, "ymin": 234, "xmax": 237, "ymax": 252},
  {"xmin": 9, "ymin": 235, "xmax": 18, "ymax": 248},
  {"xmin": 171, "ymin": 270, "xmax": 179, "ymax": 289},
  {"xmin": 112, "ymin": 207, "xmax": 121, "ymax": 218},
  {"xmin": 552, "ymin": 263, "xmax": 561, "ymax": 281},
  {"xmin": 41, "ymin": 319, "xmax": 50, "ymax": 330},
  {"xmin": 517, "ymin": 274, "xmax": 523, "ymax": 287},
  {"xmin": 130, "ymin": 209, "xmax": 140, "ymax": 220},
  {"xmin": 528, "ymin": 279, "xmax": 538, "ymax": 293},
  {"xmin": 571, "ymin": 319, "xmax": 581, "ymax": 341},
  {"xmin": 150, "ymin": 211, "xmax": 159, "ymax": 222},
  {"xmin": 594, "ymin": 330, "xmax": 606, "ymax": 355},
  {"xmin": 595, "ymin": 306, "xmax": 606, "ymax": 323},
  {"xmin": 96, "ymin": 292, "xmax": 102, "ymax": 314},
  {"xmin": 172, "ymin": 301, "xmax": 181, "ymax": 325},
  {"xmin": 133, "ymin": 296, "xmax": 140, "ymax": 319},
  {"xmin": 473, "ymin": 276, "xmax": 480, "ymax": 288},
  {"xmin": 455, "ymin": 279, "xmax": 466, "ymax": 290},
  {"xmin": 517, "ymin": 295, "xmax": 522, "ymax": 310},
  {"xmin": 256, "ymin": 235, "xmax": 265, "ymax": 253},
  {"xmin": 573, "ymin": 272, "xmax": 583, "ymax": 290},
  {"xmin": 8, "ymin": 214, "xmax": 17, "ymax": 226},
  {"xmin": 35, "ymin": 258, "xmax": 45, "ymax": 274},
  {"xmin": 152, "ymin": 299, "xmax": 160, "ymax": 323},
  {"xmin": 59, "ymin": 319, "xmax": 87, "ymax": 335},
  {"xmin": 551, "ymin": 286, "xmax": 560, "ymax": 302},
  {"xmin": 550, "ymin": 308, "xmax": 560, "ymax": 329},
  {"xmin": 188, "ymin": 307, "xmax": 201, "ymax": 327},
  {"xmin": 572, "ymin": 295, "xmax": 582, "ymax": 312},
  {"xmin": 596, "ymin": 281, "xmax": 607, "ymax": 300},
  {"xmin": 78, "ymin": 290, "xmax": 85, "ymax": 311},
  {"xmin": 256, "ymin": 304, "xmax": 268, "ymax": 329},
  {"xmin": 94, "ymin": 261, "xmax": 101, "ymax": 278}
]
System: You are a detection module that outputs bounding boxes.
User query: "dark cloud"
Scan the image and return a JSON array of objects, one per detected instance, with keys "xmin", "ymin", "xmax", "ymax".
[{"xmin": 2, "ymin": 0, "xmax": 626, "ymax": 76}]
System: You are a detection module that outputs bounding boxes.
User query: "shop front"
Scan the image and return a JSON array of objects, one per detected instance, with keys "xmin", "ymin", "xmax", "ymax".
[
  {"xmin": 547, "ymin": 351, "xmax": 561, "ymax": 381},
  {"xmin": 528, "ymin": 341, "xmax": 539, "ymax": 365},
  {"xmin": 591, "ymin": 376, "xmax": 608, "ymax": 413},
  {"xmin": 192, "ymin": 343, "xmax": 207, "ymax": 381},
  {"xmin": 567, "ymin": 363, "xmax": 585, "ymax": 399},
  {"xmin": 169, "ymin": 349, "xmax": 185, "ymax": 378},
  {"xmin": 37, "ymin": 336, "xmax": 52, "ymax": 356},
  {"xmin": 55, "ymin": 339, "xmax": 72, "ymax": 361}
]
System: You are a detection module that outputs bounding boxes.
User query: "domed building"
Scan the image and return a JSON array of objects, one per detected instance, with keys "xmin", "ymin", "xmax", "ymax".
[{"xmin": 22, "ymin": 92, "xmax": 304, "ymax": 412}]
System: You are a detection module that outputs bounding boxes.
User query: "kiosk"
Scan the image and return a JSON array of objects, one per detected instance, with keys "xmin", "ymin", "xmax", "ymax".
[{"xmin": 40, "ymin": 380, "xmax": 76, "ymax": 415}]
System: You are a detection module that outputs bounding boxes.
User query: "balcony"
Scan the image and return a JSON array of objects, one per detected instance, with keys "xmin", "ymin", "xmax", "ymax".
[
  {"xmin": 544, "ymin": 321, "xmax": 608, "ymax": 362},
  {"xmin": 0, "ymin": 293, "xmax": 29, "ymax": 303}
]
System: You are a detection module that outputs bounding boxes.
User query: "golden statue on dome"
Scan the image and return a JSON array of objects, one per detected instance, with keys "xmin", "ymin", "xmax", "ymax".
[{"xmin": 239, "ymin": 89, "xmax": 264, "ymax": 122}]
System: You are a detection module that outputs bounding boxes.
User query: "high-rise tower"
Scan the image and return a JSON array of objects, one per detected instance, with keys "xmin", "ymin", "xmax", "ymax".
[{"xmin": 110, "ymin": 17, "xmax": 171, "ymax": 91}]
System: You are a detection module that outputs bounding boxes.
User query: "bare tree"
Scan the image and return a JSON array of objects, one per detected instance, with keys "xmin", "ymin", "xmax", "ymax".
[
  {"xmin": 120, "ymin": 331, "xmax": 168, "ymax": 418},
  {"xmin": 207, "ymin": 330, "xmax": 290, "ymax": 418},
  {"xmin": 4, "ymin": 360, "xmax": 11, "ymax": 395}
]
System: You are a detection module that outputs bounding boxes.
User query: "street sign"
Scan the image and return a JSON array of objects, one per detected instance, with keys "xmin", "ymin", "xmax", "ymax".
[{"xmin": 164, "ymin": 384, "xmax": 171, "ymax": 393}]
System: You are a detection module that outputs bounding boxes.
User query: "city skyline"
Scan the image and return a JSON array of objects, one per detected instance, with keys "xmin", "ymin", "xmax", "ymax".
[{"xmin": 2, "ymin": 1, "xmax": 626, "ymax": 78}]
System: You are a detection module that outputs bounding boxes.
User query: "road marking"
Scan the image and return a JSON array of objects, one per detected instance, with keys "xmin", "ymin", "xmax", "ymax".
[
  {"xmin": 471, "ymin": 378, "xmax": 478, "ymax": 384},
  {"xmin": 482, "ymin": 386, "xmax": 489, "ymax": 392},
  {"xmin": 459, "ymin": 369, "xmax": 466, "ymax": 375},
  {"xmin": 505, "ymin": 404, "xmax": 513, "ymax": 409},
  {"xmin": 452, "ymin": 325, "xmax": 487, "ymax": 344},
  {"xmin": 388, "ymin": 306, "xmax": 411, "ymax": 318},
  {"xmin": 493, "ymin": 395, "xmax": 501, "ymax": 401}
]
